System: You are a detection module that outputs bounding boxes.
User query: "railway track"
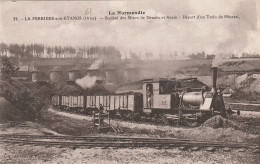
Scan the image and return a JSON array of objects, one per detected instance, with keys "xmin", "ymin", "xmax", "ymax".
[
  {"xmin": 0, "ymin": 134, "xmax": 259, "ymax": 152},
  {"xmin": 225, "ymin": 101, "xmax": 260, "ymax": 112}
]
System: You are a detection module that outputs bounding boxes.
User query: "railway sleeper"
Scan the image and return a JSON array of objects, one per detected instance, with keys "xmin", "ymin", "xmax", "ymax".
[
  {"xmin": 222, "ymin": 147, "xmax": 231, "ymax": 152},
  {"xmin": 253, "ymin": 149, "xmax": 260, "ymax": 154},
  {"xmin": 2, "ymin": 140, "xmax": 254, "ymax": 152},
  {"xmin": 206, "ymin": 147, "xmax": 216, "ymax": 152},
  {"xmin": 178, "ymin": 146, "xmax": 187, "ymax": 151},
  {"xmin": 191, "ymin": 147, "xmax": 200, "ymax": 151}
]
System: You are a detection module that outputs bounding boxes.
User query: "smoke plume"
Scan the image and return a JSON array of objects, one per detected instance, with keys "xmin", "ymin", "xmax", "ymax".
[
  {"xmin": 88, "ymin": 59, "xmax": 102, "ymax": 70},
  {"xmin": 76, "ymin": 75, "xmax": 97, "ymax": 89},
  {"xmin": 76, "ymin": 59, "xmax": 102, "ymax": 89},
  {"xmin": 216, "ymin": 0, "xmax": 257, "ymax": 54}
]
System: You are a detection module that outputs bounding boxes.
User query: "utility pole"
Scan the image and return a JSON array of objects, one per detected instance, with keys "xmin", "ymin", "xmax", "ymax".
[
  {"xmin": 102, "ymin": 52, "xmax": 105, "ymax": 87},
  {"xmin": 233, "ymin": 62, "xmax": 236, "ymax": 89}
]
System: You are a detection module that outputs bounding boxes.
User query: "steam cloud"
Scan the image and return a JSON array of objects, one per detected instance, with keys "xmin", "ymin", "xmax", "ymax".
[
  {"xmin": 88, "ymin": 60, "xmax": 102, "ymax": 70},
  {"xmin": 76, "ymin": 75, "xmax": 97, "ymax": 89},
  {"xmin": 216, "ymin": 0, "xmax": 257, "ymax": 54},
  {"xmin": 76, "ymin": 59, "xmax": 102, "ymax": 89}
]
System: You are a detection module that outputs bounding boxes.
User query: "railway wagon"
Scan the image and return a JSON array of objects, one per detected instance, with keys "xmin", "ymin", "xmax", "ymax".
[
  {"xmin": 50, "ymin": 95, "xmax": 84, "ymax": 112},
  {"xmin": 52, "ymin": 93, "xmax": 143, "ymax": 117},
  {"xmin": 51, "ymin": 95, "xmax": 60, "ymax": 107},
  {"xmin": 58, "ymin": 95, "xmax": 84, "ymax": 112},
  {"xmin": 86, "ymin": 93, "xmax": 143, "ymax": 117}
]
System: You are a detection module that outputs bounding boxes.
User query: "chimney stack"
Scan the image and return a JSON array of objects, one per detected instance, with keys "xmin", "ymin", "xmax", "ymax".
[{"xmin": 211, "ymin": 67, "xmax": 217, "ymax": 92}]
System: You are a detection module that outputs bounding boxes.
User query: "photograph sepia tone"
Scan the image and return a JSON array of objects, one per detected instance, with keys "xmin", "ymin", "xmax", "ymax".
[{"xmin": 0, "ymin": 0, "xmax": 259, "ymax": 163}]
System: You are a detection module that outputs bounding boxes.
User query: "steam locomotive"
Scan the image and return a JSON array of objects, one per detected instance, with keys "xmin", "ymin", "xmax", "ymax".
[{"xmin": 51, "ymin": 67, "xmax": 227, "ymax": 125}]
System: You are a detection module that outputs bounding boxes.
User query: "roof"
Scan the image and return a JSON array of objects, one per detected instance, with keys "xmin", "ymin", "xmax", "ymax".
[
  {"xmin": 179, "ymin": 78, "xmax": 207, "ymax": 88},
  {"xmin": 116, "ymin": 81, "xmax": 143, "ymax": 93},
  {"xmin": 142, "ymin": 78, "xmax": 176, "ymax": 83},
  {"xmin": 58, "ymin": 84, "xmax": 85, "ymax": 95},
  {"xmin": 85, "ymin": 83, "xmax": 110, "ymax": 95}
]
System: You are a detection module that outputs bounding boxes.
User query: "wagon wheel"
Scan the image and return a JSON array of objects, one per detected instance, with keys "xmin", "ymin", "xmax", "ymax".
[
  {"xmin": 109, "ymin": 111, "xmax": 115, "ymax": 119},
  {"xmin": 133, "ymin": 113, "xmax": 141, "ymax": 121},
  {"xmin": 181, "ymin": 120, "xmax": 200, "ymax": 127},
  {"xmin": 126, "ymin": 112, "xmax": 134, "ymax": 120},
  {"xmin": 119, "ymin": 112, "xmax": 126, "ymax": 119}
]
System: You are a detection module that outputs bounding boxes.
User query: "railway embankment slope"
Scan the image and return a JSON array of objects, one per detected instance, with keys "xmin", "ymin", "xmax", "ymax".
[
  {"xmin": 44, "ymin": 107, "xmax": 259, "ymax": 144},
  {"xmin": 0, "ymin": 97, "xmax": 26, "ymax": 122}
]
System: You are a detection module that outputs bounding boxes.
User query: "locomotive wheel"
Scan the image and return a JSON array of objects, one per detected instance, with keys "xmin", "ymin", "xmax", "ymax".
[
  {"xmin": 161, "ymin": 114, "xmax": 178, "ymax": 125},
  {"xmin": 161, "ymin": 115, "xmax": 170, "ymax": 125},
  {"xmin": 191, "ymin": 122, "xmax": 200, "ymax": 127}
]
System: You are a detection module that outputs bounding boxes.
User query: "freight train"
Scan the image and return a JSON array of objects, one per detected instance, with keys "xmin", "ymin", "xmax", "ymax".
[{"xmin": 51, "ymin": 67, "xmax": 228, "ymax": 125}]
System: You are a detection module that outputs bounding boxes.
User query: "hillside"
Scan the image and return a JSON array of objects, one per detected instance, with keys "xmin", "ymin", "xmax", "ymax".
[{"xmin": 0, "ymin": 97, "xmax": 26, "ymax": 122}]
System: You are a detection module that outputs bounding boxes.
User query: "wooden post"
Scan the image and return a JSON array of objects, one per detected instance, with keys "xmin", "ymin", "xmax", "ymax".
[
  {"xmin": 99, "ymin": 112, "xmax": 101, "ymax": 128},
  {"xmin": 178, "ymin": 107, "xmax": 182, "ymax": 126},
  {"xmin": 58, "ymin": 95, "xmax": 62, "ymax": 106},
  {"xmin": 108, "ymin": 111, "xmax": 110, "ymax": 126},
  {"xmin": 93, "ymin": 111, "xmax": 95, "ymax": 128}
]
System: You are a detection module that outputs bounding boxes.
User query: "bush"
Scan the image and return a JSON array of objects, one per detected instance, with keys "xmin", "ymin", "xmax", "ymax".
[
  {"xmin": 0, "ymin": 57, "xmax": 50, "ymax": 121},
  {"xmin": 0, "ymin": 80, "xmax": 46, "ymax": 120}
]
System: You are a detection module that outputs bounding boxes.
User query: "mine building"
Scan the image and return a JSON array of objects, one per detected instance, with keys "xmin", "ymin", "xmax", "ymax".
[{"xmin": 50, "ymin": 66, "xmax": 64, "ymax": 84}]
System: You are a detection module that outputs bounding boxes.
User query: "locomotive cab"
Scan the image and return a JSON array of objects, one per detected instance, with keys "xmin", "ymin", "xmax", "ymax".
[{"xmin": 142, "ymin": 78, "xmax": 181, "ymax": 114}]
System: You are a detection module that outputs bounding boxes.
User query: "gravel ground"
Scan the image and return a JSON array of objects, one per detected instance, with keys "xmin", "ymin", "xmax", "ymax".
[
  {"xmin": 0, "ymin": 121, "xmax": 60, "ymax": 136},
  {"xmin": 0, "ymin": 108, "xmax": 258, "ymax": 163},
  {"xmin": 51, "ymin": 148, "xmax": 260, "ymax": 164},
  {"xmin": 0, "ymin": 143, "xmax": 259, "ymax": 164},
  {"xmin": 37, "ymin": 108, "xmax": 95, "ymax": 136},
  {"xmin": 47, "ymin": 107, "xmax": 259, "ymax": 143},
  {"xmin": 0, "ymin": 143, "xmax": 67, "ymax": 164}
]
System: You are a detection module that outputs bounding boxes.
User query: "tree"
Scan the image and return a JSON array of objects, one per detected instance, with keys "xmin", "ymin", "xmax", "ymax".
[
  {"xmin": 0, "ymin": 43, "xmax": 8, "ymax": 56},
  {"xmin": 54, "ymin": 46, "xmax": 61, "ymax": 58},
  {"xmin": 34, "ymin": 44, "xmax": 44, "ymax": 57},
  {"xmin": 145, "ymin": 52, "xmax": 152, "ymax": 60},
  {"xmin": 0, "ymin": 57, "xmax": 18, "ymax": 81},
  {"xmin": 130, "ymin": 51, "xmax": 140, "ymax": 60},
  {"xmin": 46, "ymin": 47, "xmax": 53, "ymax": 58},
  {"xmin": 9, "ymin": 44, "xmax": 21, "ymax": 57}
]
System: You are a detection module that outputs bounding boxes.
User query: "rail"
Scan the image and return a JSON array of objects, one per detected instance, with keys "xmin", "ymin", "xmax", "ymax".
[{"xmin": 0, "ymin": 134, "xmax": 258, "ymax": 151}]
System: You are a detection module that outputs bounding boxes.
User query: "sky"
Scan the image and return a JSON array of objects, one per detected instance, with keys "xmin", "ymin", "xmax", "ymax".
[{"xmin": 0, "ymin": 0, "xmax": 259, "ymax": 58}]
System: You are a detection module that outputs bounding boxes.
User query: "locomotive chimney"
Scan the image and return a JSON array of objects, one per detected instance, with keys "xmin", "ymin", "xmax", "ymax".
[{"xmin": 211, "ymin": 67, "xmax": 217, "ymax": 92}]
